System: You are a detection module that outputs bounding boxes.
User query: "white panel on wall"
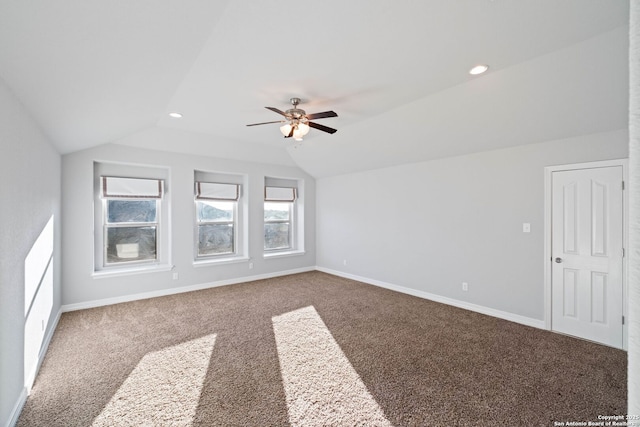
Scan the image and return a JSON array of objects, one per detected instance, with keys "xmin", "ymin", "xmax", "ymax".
[
  {"xmin": 24, "ymin": 260, "xmax": 53, "ymax": 387},
  {"xmin": 24, "ymin": 216, "xmax": 54, "ymax": 315}
]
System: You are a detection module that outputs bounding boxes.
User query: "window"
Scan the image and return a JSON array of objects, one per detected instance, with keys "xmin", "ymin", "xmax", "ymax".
[
  {"xmin": 264, "ymin": 186, "xmax": 296, "ymax": 251},
  {"xmin": 193, "ymin": 171, "xmax": 247, "ymax": 264},
  {"xmin": 101, "ymin": 176, "xmax": 164, "ymax": 266},
  {"xmin": 195, "ymin": 182, "xmax": 239, "ymax": 258}
]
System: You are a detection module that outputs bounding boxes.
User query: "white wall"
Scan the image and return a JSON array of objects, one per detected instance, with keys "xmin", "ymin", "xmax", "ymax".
[
  {"xmin": 317, "ymin": 129, "xmax": 628, "ymax": 323},
  {"xmin": 61, "ymin": 143, "xmax": 316, "ymax": 307},
  {"xmin": 0, "ymin": 77, "xmax": 61, "ymax": 426},
  {"xmin": 628, "ymin": 0, "xmax": 639, "ymax": 414}
]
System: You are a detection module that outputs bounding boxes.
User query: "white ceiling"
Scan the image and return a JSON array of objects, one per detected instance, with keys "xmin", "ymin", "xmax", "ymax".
[{"xmin": 0, "ymin": 1, "xmax": 630, "ymax": 177}]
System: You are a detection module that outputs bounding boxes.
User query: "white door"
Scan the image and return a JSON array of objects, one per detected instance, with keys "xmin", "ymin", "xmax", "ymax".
[{"xmin": 551, "ymin": 166, "xmax": 623, "ymax": 348}]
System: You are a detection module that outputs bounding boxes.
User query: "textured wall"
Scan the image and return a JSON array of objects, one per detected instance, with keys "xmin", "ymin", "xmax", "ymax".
[
  {"xmin": 0, "ymin": 77, "xmax": 61, "ymax": 427},
  {"xmin": 629, "ymin": 0, "xmax": 640, "ymax": 415}
]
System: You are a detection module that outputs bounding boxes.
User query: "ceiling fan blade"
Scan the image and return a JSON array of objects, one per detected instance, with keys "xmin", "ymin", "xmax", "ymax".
[
  {"xmin": 305, "ymin": 111, "xmax": 338, "ymax": 120},
  {"xmin": 246, "ymin": 120, "xmax": 286, "ymax": 126},
  {"xmin": 308, "ymin": 121, "xmax": 338, "ymax": 134},
  {"xmin": 265, "ymin": 107, "xmax": 289, "ymax": 117}
]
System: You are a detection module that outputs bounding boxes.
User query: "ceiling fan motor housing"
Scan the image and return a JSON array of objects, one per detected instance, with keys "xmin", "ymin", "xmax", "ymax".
[
  {"xmin": 286, "ymin": 98, "xmax": 306, "ymax": 121},
  {"xmin": 285, "ymin": 108, "xmax": 307, "ymax": 120}
]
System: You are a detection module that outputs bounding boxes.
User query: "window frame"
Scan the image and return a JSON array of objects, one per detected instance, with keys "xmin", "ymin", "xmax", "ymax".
[
  {"xmin": 264, "ymin": 185, "xmax": 298, "ymax": 253},
  {"xmin": 93, "ymin": 176, "xmax": 169, "ymax": 276},
  {"xmin": 93, "ymin": 166, "xmax": 170, "ymax": 276},
  {"xmin": 192, "ymin": 175, "xmax": 246, "ymax": 264}
]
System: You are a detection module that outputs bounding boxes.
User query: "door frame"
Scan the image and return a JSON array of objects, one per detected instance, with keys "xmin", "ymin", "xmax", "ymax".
[{"xmin": 544, "ymin": 159, "xmax": 629, "ymax": 350}]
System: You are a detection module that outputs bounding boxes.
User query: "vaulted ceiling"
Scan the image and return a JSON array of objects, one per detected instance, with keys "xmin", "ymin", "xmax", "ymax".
[{"xmin": 0, "ymin": 1, "xmax": 629, "ymax": 177}]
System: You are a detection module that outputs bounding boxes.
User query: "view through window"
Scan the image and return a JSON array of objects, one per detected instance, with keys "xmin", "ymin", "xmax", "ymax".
[
  {"xmin": 264, "ymin": 201, "xmax": 292, "ymax": 250},
  {"xmin": 196, "ymin": 200, "xmax": 235, "ymax": 256}
]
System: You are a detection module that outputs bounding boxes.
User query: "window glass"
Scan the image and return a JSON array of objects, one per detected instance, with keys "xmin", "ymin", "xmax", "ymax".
[
  {"xmin": 198, "ymin": 224, "xmax": 234, "ymax": 255},
  {"xmin": 107, "ymin": 200, "xmax": 157, "ymax": 223},
  {"xmin": 106, "ymin": 226, "xmax": 157, "ymax": 264},
  {"xmin": 104, "ymin": 198, "xmax": 159, "ymax": 265},
  {"xmin": 264, "ymin": 202, "xmax": 292, "ymax": 250},
  {"xmin": 197, "ymin": 200, "xmax": 233, "ymax": 222},
  {"xmin": 196, "ymin": 200, "xmax": 236, "ymax": 257},
  {"xmin": 264, "ymin": 223, "xmax": 290, "ymax": 250},
  {"xmin": 264, "ymin": 202, "xmax": 290, "ymax": 221}
]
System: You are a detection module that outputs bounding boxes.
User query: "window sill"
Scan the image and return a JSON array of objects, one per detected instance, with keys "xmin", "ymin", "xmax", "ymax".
[
  {"xmin": 93, "ymin": 263, "xmax": 173, "ymax": 279},
  {"xmin": 193, "ymin": 256, "xmax": 250, "ymax": 268},
  {"xmin": 263, "ymin": 250, "xmax": 306, "ymax": 260}
]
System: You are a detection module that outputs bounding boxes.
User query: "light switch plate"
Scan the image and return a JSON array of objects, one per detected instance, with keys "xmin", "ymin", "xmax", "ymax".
[{"xmin": 523, "ymin": 223, "xmax": 531, "ymax": 233}]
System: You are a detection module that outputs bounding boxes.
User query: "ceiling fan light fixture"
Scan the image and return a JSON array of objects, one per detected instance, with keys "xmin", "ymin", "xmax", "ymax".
[
  {"xmin": 297, "ymin": 122, "xmax": 310, "ymax": 136},
  {"xmin": 292, "ymin": 124, "xmax": 308, "ymax": 141},
  {"xmin": 469, "ymin": 64, "xmax": 489, "ymax": 75},
  {"xmin": 280, "ymin": 123, "xmax": 292, "ymax": 137}
]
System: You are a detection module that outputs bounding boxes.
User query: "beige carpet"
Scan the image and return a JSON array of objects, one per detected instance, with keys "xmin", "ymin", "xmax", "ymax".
[{"xmin": 18, "ymin": 271, "xmax": 626, "ymax": 426}]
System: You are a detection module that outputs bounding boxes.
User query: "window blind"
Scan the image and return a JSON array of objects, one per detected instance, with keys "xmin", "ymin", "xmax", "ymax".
[
  {"xmin": 195, "ymin": 182, "xmax": 240, "ymax": 201},
  {"xmin": 264, "ymin": 186, "xmax": 297, "ymax": 202},
  {"xmin": 102, "ymin": 177, "xmax": 164, "ymax": 199}
]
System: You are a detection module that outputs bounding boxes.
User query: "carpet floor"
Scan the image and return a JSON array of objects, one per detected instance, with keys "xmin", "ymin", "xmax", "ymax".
[{"xmin": 17, "ymin": 271, "xmax": 626, "ymax": 426}]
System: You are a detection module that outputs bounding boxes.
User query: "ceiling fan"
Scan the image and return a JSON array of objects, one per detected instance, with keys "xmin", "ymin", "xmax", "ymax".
[{"xmin": 246, "ymin": 97, "xmax": 338, "ymax": 141}]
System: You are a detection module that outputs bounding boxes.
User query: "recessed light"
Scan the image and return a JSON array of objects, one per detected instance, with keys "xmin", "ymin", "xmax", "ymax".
[
  {"xmin": 168, "ymin": 112, "xmax": 183, "ymax": 118},
  {"xmin": 469, "ymin": 64, "xmax": 489, "ymax": 75}
]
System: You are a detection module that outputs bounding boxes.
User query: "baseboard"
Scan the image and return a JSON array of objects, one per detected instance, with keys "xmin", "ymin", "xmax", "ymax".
[
  {"xmin": 25, "ymin": 308, "xmax": 62, "ymax": 393},
  {"xmin": 6, "ymin": 307, "xmax": 62, "ymax": 427},
  {"xmin": 4, "ymin": 387, "xmax": 27, "ymax": 427},
  {"xmin": 316, "ymin": 267, "xmax": 546, "ymax": 329},
  {"xmin": 61, "ymin": 266, "xmax": 316, "ymax": 312}
]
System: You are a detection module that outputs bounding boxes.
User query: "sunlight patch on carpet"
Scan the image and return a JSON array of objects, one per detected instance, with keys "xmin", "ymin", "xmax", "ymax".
[
  {"xmin": 273, "ymin": 306, "xmax": 393, "ymax": 426},
  {"xmin": 91, "ymin": 334, "xmax": 216, "ymax": 427}
]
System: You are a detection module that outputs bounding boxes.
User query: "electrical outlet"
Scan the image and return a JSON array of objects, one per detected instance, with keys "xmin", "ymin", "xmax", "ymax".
[
  {"xmin": 343, "ymin": 259, "xmax": 347, "ymax": 266},
  {"xmin": 462, "ymin": 282, "xmax": 468, "ymax": 291},
  {"xmin": 172, "ymin": 272, "xmax": 179, "ymax": 280},
  {"xmin": 249, "ymin": 262, "xmax": 253, "ymax": 269}
]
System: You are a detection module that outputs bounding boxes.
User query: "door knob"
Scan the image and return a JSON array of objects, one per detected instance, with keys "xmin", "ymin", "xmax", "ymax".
[{"xmin": 555, "ymin": 257, "xmax": 563, "ymax": 263}]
